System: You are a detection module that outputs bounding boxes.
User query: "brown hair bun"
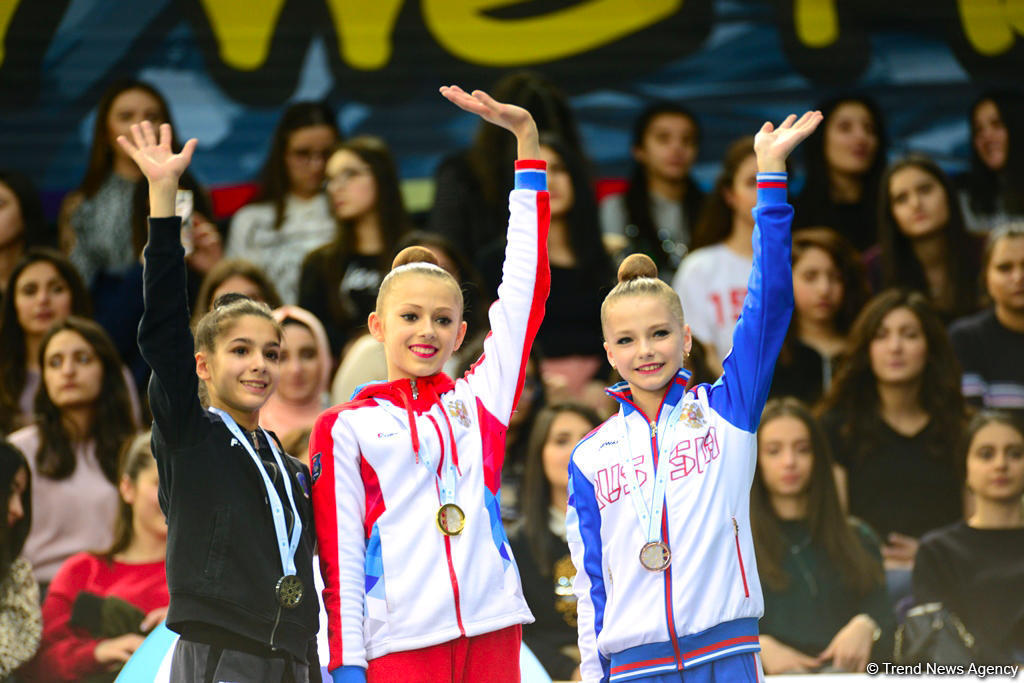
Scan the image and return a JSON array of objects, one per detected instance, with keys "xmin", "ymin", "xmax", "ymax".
[
  {"xmin": 392, "ymin": 246, "xmax": 439, "ymax": 270},
  {"xmin": 617, "ymin": 253, "xmax": 658, "ymax": 283}
]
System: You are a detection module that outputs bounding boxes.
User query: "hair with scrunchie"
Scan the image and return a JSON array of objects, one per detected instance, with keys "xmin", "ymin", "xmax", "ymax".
[
  {"xmin": 375, "ymin": 246, "xmax": 464, "ymax": 314},
  {"xmin": 601, "ymin": 253, "xmax": 685, "ymax": 329}
]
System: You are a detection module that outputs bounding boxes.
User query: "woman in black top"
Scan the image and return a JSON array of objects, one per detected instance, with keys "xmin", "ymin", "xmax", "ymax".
[
  {"xmin": 753, "ymin": 398, "xmax": 889, "ymax": 674},
  {"xmin": 793, "ymin": 95, "xmax": 887, "ymax": 252},
  {"xmin": 913, "ymin": 411, "xmax": 1024, "ymax": 664},
  {"xmin": 875, "ymin": 155, "xmax": 980, "ymax": 322},
  {"xmin": 770, "ymin": 228, "xmax": 868, "ymax": 405},
  {"xmin": 428, "ymin": 71, "xmax": 582, "ymax": 285},
  {"xmin": 481, "ymin": 134, "xmax": 613, "ymax": 396},
  {"xmin": 126, "ymin": 122, "xmax": 319, "ymax": 681},
  {"xmin": 958, "ymin": 91, "xmax": 1024, "ymax": 233},
  {"xmin": 950, "ymin": 225, "xmax": 1024, "ymax": 418},
  {"xmin": 817, "ymin": 290, "xmax": 966, "ymax": 572},
  {"xmin": 509, "ymin": 402, "xmax": 601, "ymax": 680},
  {"xmin": 299, "ymin": 136, "xmax": 412, "ymax": 357}
]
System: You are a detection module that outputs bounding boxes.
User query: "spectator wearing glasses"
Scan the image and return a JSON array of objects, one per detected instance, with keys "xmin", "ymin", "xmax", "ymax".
[
  {"xmin": 226, "ymin": 102, "xmax": 340, "ymax": 303},
  {"xmin": 299, "ymin": 136, "xmax": 412, "ymax": 356}
]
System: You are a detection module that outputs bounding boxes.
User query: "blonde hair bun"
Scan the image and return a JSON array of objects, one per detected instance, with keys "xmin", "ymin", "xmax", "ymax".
[
  {"xmin": 392, "ymin": 246, "xmax": 439, "ymax": 270},
  {"xmin": 617, "ymin": 253, "xmax": 658, "ymax": 283}
]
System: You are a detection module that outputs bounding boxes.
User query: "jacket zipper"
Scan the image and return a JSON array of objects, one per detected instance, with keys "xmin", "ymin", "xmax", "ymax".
[
  {"xmin": 410, "ymin": 378, "xmax": 418, "ymax": 400},
  {"xmin": 427, "ymin": 414, "xmax": 466, "ymax": 637},
  {"xmin": 647, "ymin": 413, "xmax": 682, "ymax": 670},
  {"xmin": 733, "ymin": 517, "xmax": 750, "ymax": 598},
  {"xmin": 612, "ymin": 381, "xmax": 688, "ymax": 671}
]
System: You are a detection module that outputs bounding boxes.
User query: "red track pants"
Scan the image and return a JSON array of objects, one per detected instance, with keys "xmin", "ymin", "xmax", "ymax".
[{"xmin": 367, "ymin": 624, "xmax": 521, "ymax": 683}]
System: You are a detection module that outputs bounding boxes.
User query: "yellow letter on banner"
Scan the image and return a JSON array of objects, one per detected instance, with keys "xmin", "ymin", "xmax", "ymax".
[
  {"xmin": 958, "ymin": 0, "xmax": 1024, "ymax": 56},
  {"xmin": 324, "ymin": 0, "xmax": 406, "ymax": 70},
  {"xmin": 0, "ymin": 0, "xmax": 22, "ymax": 66},
  {"xmin": 421, "ymin": 0, "xmax": 682, "ymax": 67},
  {"xmin": 199, "ymin": 0, "xmax": 288, "ymax": 70},
  {"xmin": 794, "ymin": 0, "xmax": 838, "ymax": 48}
]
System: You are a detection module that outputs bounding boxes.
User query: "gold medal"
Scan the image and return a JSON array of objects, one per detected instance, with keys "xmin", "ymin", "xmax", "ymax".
[
  {"xmin": 436, "ymin": 503, "xmax": 466, "ymax": 536},
  {"xmin": 639, "ymin": 541, "xmax": 671, "ymax": 572},
  {"xmin": 275, "ymin": 574, "xmax": 304, "ymax": 608}
]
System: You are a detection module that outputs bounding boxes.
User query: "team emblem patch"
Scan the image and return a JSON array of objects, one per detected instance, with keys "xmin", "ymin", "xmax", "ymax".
[
  {"xmin": 311, "ymin": 453, "xmax": 322, "ymax": 483},
  {"xmin": 296, "ymin": 471, "xmax": 311, "ymax": 498},
  {"xmin": 447, "ymin": 399, "xmax": 471, "ymax": 428},
  {"xmin": 680, "ymin": 401, "xmax": 707, "ymax": 429}
]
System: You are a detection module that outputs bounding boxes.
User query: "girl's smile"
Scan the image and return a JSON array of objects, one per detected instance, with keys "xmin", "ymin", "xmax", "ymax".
[
  {"xmin": 241, "ymin": 378, "xmax": 270, "ymax": 394},
  {"xmin": 636, "ymin": 362, "xmax": 666, "ymax": 375},
  {"xmin": 410, "ymin": 344, "xmax": 438, "ymax": 358}
]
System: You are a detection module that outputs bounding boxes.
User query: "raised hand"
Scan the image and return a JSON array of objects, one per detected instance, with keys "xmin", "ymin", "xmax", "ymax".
[
  {"xmin": 753, "ymin": 110, "xmax": 823, "ymax": 172},
  {"xmin": 440, "ymin": 85, "xmax": 539, "ymax": 160},
  {"xmin": 117, "ymin": 121, "xmax": 197, "ymax": 187},
  {"xmin": 117, "ymin": 121, "xmax": 198, "ymax": 218}
]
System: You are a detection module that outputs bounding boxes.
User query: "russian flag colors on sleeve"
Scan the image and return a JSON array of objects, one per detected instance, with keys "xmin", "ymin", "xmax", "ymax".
[{"xmin": 312, "ymin": 163, "xmax": 549, "ymax": 681}]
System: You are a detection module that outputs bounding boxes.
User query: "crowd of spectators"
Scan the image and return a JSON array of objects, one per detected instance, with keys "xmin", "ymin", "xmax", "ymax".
[{"xmin": 0, "ymin": 72, "xmax": 1021, "ymax": 679}]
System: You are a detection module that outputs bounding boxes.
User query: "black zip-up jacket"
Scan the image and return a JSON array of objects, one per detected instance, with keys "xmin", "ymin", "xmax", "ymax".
[{"xmin": 138, "ymin": 216, "xmax": 319, "ymax": 662}]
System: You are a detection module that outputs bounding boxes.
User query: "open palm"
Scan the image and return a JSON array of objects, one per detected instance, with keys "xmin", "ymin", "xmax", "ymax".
[
  {"xmin": 439, "ymin": 85, "xmax": 533, "ymax": 137},
  {"xmin": 116, "ymin": 121, "xmax": 197, "ymax": 186},
  {"xmin": 753, "ymin": 111, "xmax": 823, "ymax": 161}
]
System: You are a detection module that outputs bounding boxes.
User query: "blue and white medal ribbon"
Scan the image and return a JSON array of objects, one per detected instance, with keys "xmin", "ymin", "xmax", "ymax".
[
  {"xmin": 618, "ymin": 399, "xmax": 685, "ymax": 571},
  {"xmin": 210, "ymin": 408, "xmax": 305, "ymax": 604},
  {"xmin": 416, "ymin": 419, "xmax": 464, "ymax": 536}
]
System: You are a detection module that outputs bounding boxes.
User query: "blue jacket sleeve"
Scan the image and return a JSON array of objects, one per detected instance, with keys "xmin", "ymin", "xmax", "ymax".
[
  {"xmin": 566, "ymin": 457, "xmax": 610, "ymax": 683},
  {"xmin": 708, "ymin": 172, "xmax": 794, "ymax": 433}
]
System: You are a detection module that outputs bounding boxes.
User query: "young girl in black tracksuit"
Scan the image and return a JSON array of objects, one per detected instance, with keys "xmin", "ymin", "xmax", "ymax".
[{"xmin": 128, "ymin": 121, "xmax": 320, "ymax": 682}]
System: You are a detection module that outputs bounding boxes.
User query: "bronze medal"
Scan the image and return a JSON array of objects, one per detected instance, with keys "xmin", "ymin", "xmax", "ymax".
[
  {"xmin": 639, "ymin": 541, "xmax": 671, "ymax": 572},
  {"xmin": 436, "ymin": 503, "xmax": 466, "ymax": 536},
  {"xmin": 275, "ymin": 574, "xmax": 304, "ymax": 608}
]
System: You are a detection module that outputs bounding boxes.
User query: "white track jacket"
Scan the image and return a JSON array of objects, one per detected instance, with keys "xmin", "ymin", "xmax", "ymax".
[
  {"xmin": 312, "ymin": 161, "xmax": 549, "ymax": 681},
  {"xmin": 567, "ymin": 173, "xmax": 793, "ymax": 683}
]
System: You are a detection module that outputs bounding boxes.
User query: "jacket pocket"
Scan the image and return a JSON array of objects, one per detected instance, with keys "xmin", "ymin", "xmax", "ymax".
[
  {"xmin": 203, "ymin": 504, "xmax": 231, "ymax": 581},
  {"xmin": 732, "ymin": 516, "xmax": 750, "ymax": 598}
]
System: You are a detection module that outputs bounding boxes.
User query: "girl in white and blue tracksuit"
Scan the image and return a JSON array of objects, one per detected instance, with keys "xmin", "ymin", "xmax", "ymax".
[{"xmin": 567, "ymin": 112, "xmax": 821, "ymax": 683}]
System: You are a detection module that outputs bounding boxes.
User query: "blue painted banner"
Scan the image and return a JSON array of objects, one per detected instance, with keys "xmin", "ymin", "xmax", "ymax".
[{"xmin": 1, "ymin": 0, "xmax": 1021, "ymax": 200}]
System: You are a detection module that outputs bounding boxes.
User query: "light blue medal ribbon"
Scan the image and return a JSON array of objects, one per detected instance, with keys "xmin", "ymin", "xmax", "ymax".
[
  {"xmin": 416, "ymin": 416, "xmax": 462, "ymax": 535},
  {"xmin": 420, "ymin": 445, "xmax": 458, "ymax": 508},
  {"xmin": 618, "ymin": 399, "xmax": 685, "ymax": 569},
  {"xmin": 209, "ymin": 408, "xmax": 302, "ymax": 577}
]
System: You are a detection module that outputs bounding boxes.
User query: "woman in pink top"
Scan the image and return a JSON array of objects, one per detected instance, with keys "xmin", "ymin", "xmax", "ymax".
[
  {"xmin": 29, "ymin": 432, "xmax": 169, "ymax": 681},
  {"xmin": 8, "ymin": 317, "xmax": 138, "ymax": 588}
]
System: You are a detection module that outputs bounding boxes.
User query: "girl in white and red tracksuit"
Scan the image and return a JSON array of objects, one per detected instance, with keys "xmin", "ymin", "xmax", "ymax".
[
  {"xmin": 311, "ymin": 86, "xmax": 549, "ymax": 683},
  {"xmin": 567, "ymin": 113, "xmax": 822, "ymax": 683}
]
